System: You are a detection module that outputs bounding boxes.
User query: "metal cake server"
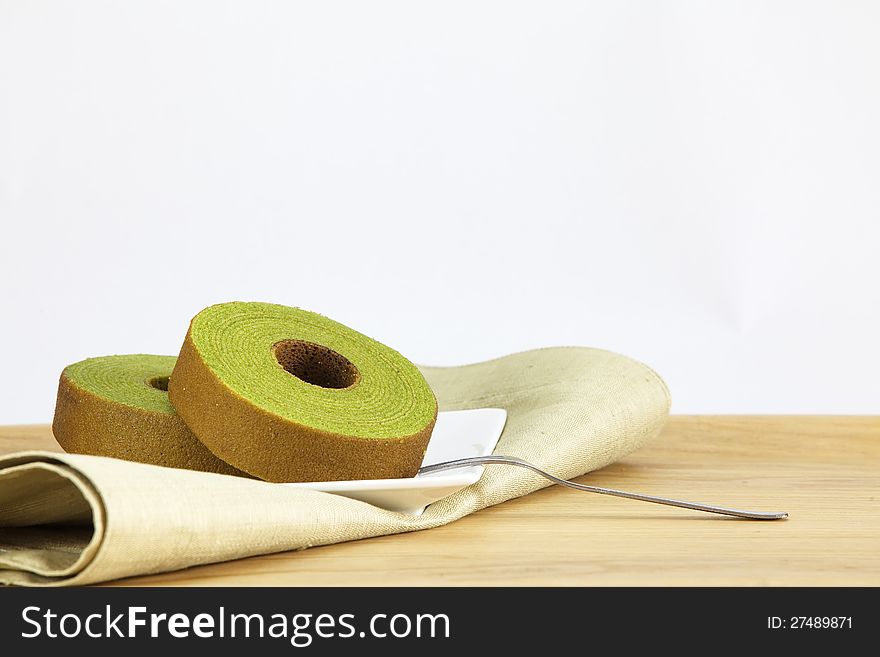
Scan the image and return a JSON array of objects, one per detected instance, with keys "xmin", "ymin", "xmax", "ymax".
[{"xmin": 418, "ymin": 455, "xmax": 788, "ymax": 520}]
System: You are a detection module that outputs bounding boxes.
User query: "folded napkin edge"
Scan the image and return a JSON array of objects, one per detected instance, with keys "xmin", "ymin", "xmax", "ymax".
[{"xmin": 0, "ymin": 453, "xmax": 106, "ymax": 585}]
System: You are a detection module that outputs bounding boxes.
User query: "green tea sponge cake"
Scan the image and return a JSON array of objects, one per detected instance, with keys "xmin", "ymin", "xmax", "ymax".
[
  {"xmin": 168, "ymin": 302, "xmax": 438, "ymax": 482},
  {"xmin": 53, "ymin": 354, "xmax": 245, "ymax": 476}
]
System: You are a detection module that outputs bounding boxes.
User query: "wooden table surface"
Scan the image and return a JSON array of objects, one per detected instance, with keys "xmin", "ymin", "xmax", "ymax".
[{"xmin": 1, "ymin": 417, "xmax": 878, "ymax": 586}]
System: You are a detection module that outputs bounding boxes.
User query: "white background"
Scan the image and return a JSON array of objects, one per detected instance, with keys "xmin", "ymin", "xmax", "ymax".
[{"xmin": 2, "ymin": 1, "xmax": 879, "ymax": 423}]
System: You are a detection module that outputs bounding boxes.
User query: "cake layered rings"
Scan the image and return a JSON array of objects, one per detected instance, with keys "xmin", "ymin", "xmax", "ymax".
[
  {"xmin": 53, "ymin": 354, "xmax": 246, "ymax": 476},
  {"xmin": 52, "ymin": 303, "xmax": 439, "ymax": 483}
]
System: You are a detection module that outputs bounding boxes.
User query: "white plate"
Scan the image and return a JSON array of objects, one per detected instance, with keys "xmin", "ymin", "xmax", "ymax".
[{"xmin": 284, "ymin": 408, "xmax": 507, "ymax": 515}]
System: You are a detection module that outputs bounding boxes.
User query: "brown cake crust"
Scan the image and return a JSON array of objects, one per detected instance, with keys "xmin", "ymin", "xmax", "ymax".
[
  {"xmin": 52, "ymin": 371, "xmax": 247, "ymax": 477},
  {"xmin": 168, "ymin": 327, "xmax": 435, "ymax": 483}
]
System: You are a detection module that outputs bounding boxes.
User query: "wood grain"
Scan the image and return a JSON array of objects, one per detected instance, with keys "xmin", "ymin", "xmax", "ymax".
[{"xmin": 1, "ymin": 417, "xmax": 878, "ymax": 586}]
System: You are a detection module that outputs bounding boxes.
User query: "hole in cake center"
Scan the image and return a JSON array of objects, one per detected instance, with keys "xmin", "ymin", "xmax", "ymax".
[
  {"xmin": 272, "ymin": 340, "xmax": 360, "ymax": 389},
  {"xmin": 147, "ymin": 376, "xmax": 169, "ymax": 391}
]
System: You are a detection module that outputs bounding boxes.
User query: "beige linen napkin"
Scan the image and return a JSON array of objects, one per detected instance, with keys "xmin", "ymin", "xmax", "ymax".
[{"xmin": 0, "ymin": 347, "xmax": 670, "ymax": 586}]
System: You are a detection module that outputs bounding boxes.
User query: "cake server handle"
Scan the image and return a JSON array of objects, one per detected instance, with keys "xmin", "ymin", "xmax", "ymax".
[{"xmin": 418, "ymin": 455, "xmax": 788, "ymax": 520}]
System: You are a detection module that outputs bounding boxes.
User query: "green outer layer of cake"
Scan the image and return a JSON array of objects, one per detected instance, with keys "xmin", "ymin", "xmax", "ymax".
[
  {"xmin": 185, "ymin": 302, "xmax": 437, "ymax": 439},
  {"xmin": 61, "ymin": 354, "xmax": 179, "ymax": 413}
]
